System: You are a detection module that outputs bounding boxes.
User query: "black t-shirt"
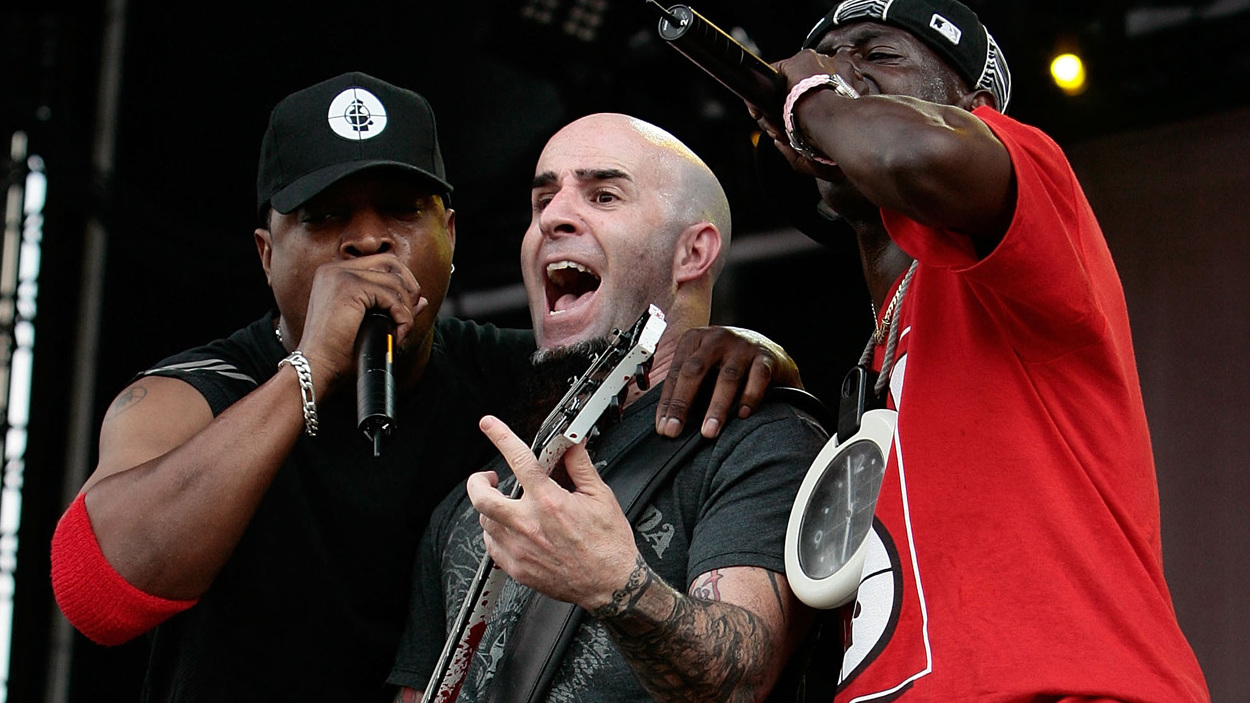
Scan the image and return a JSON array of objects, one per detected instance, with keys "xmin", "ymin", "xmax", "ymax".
[{"xmin": 137, "ymin": 312, "xmax": 534, "ymax": 703}]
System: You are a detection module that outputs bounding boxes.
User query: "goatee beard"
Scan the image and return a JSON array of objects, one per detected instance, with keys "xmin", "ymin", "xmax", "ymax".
[{"xmin": 507, "ymin": 338, "xmax": 615, "ymax": 444}]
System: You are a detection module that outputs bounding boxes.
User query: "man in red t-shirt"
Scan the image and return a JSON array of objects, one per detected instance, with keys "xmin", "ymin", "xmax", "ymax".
[{"xmin": 743, "ymin": 0, "xmax": 1211, "ymax": 700}]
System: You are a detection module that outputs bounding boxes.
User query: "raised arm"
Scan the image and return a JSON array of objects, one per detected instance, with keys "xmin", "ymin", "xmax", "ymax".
[
  {"xmin": 52, "ymin": 253, "xmax": 425, "ymax": 643},
  {"xmin": 762, "ymin": 49, "xmax": 1015, "ymax": 242}
]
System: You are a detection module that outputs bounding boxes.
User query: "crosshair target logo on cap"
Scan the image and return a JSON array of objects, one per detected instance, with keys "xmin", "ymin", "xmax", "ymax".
[{"xmin": 327, "ymin": 87, "xmax": 388, "ymax": 141}]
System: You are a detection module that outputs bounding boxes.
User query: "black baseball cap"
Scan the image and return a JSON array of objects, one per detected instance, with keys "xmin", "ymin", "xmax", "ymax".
[
  {"xmin": 802, "ymin": 0, "xmax": 1012, "ymax": 112},
  {"xmin": 256, "ymin": 72, "xmax": 453, "ymax": 218}
]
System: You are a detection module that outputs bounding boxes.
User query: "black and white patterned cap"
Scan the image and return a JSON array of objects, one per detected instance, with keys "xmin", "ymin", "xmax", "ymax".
[{"xmin": 802, "ymin": 0, "xmax": 1012, "ymax": 112}]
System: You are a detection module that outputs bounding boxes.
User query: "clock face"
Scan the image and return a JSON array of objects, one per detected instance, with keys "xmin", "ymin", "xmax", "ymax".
[
  {"xmin": 797, "ymin": 438, "xmax": 887, "ymax": 579},
  {"xmin": 785, "ymin": 408, "xmax": 896, "ymax": 609}
]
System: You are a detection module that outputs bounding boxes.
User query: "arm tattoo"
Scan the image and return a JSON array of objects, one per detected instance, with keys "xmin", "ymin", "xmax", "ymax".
[
  {"xmin": 593, "ymin": 556, "xmax": 774, "ymax": 703},
  {"xmin": 109, "ymin": 385, "xmax": 148, "ymax": 417},
  {"xmin": 690, "ymin": 569, "xmax": 724, "ymax": 601},
  {"xmin": 767, "ymin": 571, "xmax": 786, "ymax": 617},
  {"xmin": 593, "ymin": 554, "xmax": 655, "ymax": 619}
]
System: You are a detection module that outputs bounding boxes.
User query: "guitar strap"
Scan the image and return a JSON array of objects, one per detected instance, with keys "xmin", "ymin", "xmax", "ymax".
[
  {"xmin": 486, "ymin": 425, "xmax": 706, "ymax": 703},
  {"xmin": 488, "ymin": 387, "xmax": 829, "ymax": 703}
]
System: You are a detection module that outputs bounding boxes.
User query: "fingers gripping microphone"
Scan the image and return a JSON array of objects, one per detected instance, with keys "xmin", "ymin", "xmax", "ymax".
[
  {"xmin": 356, "ymin": 309, "xmax": 395, "ymax": 457},
  {"xmin": 645, "ymin": 1, "xmax": 785, "ymax": 122}
]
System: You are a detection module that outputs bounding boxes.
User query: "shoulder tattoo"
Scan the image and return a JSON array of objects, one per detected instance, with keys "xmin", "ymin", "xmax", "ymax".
[{"xmin": 109, "ymin": 385, "xmax": 148, "ymax": 417}]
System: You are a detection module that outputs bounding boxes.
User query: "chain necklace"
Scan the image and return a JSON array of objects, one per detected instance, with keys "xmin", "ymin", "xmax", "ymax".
[
  {"xmin": 871, "ymin": 279, "xmax": 907, "ymax": 346},
  {"xmin": 861, "ymin": 260, "xmax": 919, "ymax": 397}
]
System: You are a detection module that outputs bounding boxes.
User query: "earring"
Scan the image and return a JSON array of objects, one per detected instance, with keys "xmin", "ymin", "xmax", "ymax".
[{"xmin": 450, "ymin": 263, "xmax": 456, "ymax": 275}]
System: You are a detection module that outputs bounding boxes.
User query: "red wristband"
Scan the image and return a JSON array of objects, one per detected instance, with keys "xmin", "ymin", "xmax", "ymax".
[{"xmin": 50, "ymin": 494, "xmax": 197, "ymax": 646}]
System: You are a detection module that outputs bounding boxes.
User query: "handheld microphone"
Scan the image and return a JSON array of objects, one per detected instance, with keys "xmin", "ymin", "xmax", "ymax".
[
  {"xmin": 355, "ymin": 309, "xmax": 395, "ymax": 457},
  {"xmin": 645, "ymin": 1, "xmax": 785, "ymax": 122}
]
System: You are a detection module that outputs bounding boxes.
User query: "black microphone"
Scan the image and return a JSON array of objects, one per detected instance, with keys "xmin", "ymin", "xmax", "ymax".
[
  {"xmin": 645, "ymin": 2, "xmax": 786, "ymax": 122},
  {"xmin": 355, "ymin": 309, "xmax": 395, "ymax": 457}
]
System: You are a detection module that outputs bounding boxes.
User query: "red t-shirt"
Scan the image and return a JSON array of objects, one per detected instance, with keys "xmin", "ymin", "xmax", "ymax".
[{"xmin": 834, "ymin": 107, "xmax": 1210, "ymax": 702}]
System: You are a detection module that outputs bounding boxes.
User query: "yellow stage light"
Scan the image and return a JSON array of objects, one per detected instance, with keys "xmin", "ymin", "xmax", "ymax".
[{"xmin": 1050, "ymin": 53, "xmax": 1087, "ymax": 95}]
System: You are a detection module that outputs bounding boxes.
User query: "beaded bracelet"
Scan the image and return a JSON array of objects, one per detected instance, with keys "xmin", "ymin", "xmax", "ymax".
[
  {"xmin": 278, "ymin": 351, "xmax": 319, "ymax": 436},
  {"xmin": 783, "ymin": 73, "xmax": 860, "ymax": 166}
]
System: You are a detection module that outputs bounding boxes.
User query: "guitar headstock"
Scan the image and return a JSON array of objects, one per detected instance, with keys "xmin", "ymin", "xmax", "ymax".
[{"xmin": 531, "ymin": 305, "xmax": 667, "ymax": 463}]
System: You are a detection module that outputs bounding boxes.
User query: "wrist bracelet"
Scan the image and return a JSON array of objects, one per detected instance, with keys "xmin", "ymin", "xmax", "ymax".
[
  {"xmin": 783, "ymin": 74, "xmax": 860, "ymax": 166},
  {"xmin": 278, "ymin": 351, "xmax": 319, "ymax": 437}
]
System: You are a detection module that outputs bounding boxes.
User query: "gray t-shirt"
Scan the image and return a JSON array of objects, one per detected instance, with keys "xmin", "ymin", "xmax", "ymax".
[{"xmin": 390, "ymin": 390, "xmax": 827, "ymax": 702}]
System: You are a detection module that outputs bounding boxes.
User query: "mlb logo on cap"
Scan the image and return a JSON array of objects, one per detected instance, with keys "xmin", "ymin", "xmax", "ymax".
[{"xmin": 929, "ymin": 13, "xmax": 962, "ymax": 45}]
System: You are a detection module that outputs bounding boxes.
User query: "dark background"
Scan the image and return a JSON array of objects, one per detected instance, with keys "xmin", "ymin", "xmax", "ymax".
[{"xmin": 3, "ymin": 1, "xmax": 1248, "ymax": 701}]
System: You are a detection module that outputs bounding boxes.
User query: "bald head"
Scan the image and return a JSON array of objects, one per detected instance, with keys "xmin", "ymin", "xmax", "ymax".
[{"xmin": 544, "ymin": 114, "xmax": 731, "ymax": 275}]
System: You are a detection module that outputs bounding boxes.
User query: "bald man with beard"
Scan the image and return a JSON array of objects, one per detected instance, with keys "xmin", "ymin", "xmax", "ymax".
[{"xmin": 389, "ymin": 114, "xmax": 826, "ymax": 703}]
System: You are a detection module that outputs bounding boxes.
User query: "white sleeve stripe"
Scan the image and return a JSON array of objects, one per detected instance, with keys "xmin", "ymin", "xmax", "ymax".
[{"xmin": 143, "ymin": 359, "xmax": 258, "ymax": 385}]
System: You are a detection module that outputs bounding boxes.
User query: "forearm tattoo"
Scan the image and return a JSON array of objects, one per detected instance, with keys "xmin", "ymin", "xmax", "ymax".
[
  {"xmin": 595, "ymin": 554, "xmax": 656, "ymax": 619},
  {"xmin": 593, "ymin": 556, "xmax": 773, "ymax": 703}
]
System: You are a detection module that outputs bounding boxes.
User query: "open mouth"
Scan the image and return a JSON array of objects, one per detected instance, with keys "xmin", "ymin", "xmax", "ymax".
[{"xmin": 546, "ymin": 260, "xmax": 601, "ymax": 314}]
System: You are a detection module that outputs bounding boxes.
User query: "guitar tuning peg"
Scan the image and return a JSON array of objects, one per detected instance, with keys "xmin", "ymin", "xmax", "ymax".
[
  {"xmin": 634, "ymin": 362, "xmax": 651, "ymax": 391},
  {"xmin": 587, "ymin": 424, "xmax": 601, "ymax": 442},
  {"xmin": 606, "ymin": 394, "xmax": 622, "ymax": 418}
]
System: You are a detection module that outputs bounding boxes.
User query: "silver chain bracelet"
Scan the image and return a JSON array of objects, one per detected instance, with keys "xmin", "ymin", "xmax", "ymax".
[{"xmin": 278, "ymin": 351, "xmax": 319, "ymax": 437}]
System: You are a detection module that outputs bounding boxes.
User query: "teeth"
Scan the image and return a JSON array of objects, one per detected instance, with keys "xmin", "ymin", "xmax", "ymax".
[
  {"xmin": 545, "ymin": 259, "xmax": 600, "ymax": 317},
  {"xmin": 546, "ymin": 260, "xmax": 596, "ymax": 277}
]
